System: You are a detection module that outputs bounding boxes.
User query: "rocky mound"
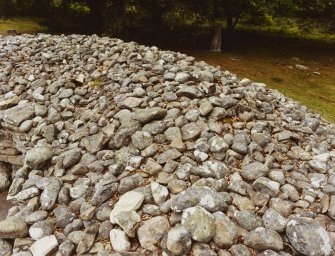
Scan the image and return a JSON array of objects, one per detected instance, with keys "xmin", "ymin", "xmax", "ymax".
[{"xmin": 0, "ymin": 34, "xmax": 335, "ymax": 256}]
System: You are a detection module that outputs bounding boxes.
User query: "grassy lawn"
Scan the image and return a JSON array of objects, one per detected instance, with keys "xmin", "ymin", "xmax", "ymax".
[{"xmin": 0, "ymin": 18, "xmax": 46, "ymax": 34}]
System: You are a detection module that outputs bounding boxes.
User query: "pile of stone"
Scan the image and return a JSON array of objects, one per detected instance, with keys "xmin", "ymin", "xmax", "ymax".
[{"xmin": 0, "ymin": 34, "xmax": 335, "ymax": 256}]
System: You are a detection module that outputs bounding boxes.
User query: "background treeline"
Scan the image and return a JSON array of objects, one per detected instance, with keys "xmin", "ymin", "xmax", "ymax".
[{"xmin": 0, "ymin": 0, "xmax": 334, "ymax": 48}]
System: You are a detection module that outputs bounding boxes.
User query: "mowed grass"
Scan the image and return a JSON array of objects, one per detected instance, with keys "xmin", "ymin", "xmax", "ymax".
[
  {"xmin": 0, "ymin": 18, "xmax": 46, "ymax": 34},
  {"xmin": 189, "ymin": 31, "xmax": 335, "ymax": 123}
]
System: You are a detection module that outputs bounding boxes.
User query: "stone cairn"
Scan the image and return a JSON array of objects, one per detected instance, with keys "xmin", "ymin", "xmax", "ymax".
[{"xmin": 0, "ymin": 34, "xmax": 335, "ymax": 256}]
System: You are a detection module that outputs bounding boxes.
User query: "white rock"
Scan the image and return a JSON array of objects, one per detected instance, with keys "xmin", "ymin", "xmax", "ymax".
[
  {"xmin": 30, "ymin": 235, "xmax": 58, "ymax": 256},
  {"xmin": 313, "ymin": 153, "xmax": 330, "ymax": 162},
  {"xmin": 110, "ymin": 191, "xmax": 144, "ymax": 223},
  {"xmin": 151, "ymin": 182, "xmax": 169, "ymax": 205},
  {"xmin": 110, "ymin": 229, "xmax": 131, "ymax": 252}
]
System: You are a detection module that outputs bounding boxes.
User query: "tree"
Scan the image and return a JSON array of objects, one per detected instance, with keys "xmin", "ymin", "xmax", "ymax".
[{"xmin": 176, "ymin": 0, "xmax": 271, "ymax": 51}]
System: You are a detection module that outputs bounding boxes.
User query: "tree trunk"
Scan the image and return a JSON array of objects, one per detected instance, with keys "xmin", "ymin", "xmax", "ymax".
[
  {"xmin": 88, "ymin": 0, "xmax": 104, "ymax": 32},
  {"xmin": 227, "ymin": 15, "xmax": 239, "ymax": 31},
  {"xmin": 210, "ymin": 25, "xmax": 222, "ymax": 52}
]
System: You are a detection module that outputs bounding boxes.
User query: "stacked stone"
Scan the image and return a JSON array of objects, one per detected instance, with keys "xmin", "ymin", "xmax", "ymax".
[{"xmin": 0, "ymin": 34, "xmax": 335, "ymax": 256}]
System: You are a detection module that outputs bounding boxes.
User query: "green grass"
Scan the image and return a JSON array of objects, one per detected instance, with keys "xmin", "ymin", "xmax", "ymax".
[{"xmin": 0, "ymin": 18, "xmax": 46, "ymax": 34}]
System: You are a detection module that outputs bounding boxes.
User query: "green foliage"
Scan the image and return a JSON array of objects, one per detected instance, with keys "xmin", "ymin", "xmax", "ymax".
[{"xmin": 0, "ymin": 0, "xmax": 334, "ymax": 41}]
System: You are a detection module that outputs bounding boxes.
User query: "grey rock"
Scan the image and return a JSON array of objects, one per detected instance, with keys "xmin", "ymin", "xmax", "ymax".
[
  {"xmin": 181, "ymin": 123, "xmax": 201, "ymax": 141},
  {"xmin": 191, "ymin": 243, "xmax": 217, "ymax": 256},
  {"xmin": 210, "ymin": 107, "xmax": 227, "ymax": 120},
  {"xmin": 0, "ymin": 170, "xmax": 10, "ymax": 192},
  {"xmin": 131, "ymin": 131, "xmax": 153, "ymax": 150},
  {"xmin": 199, "ymin": 100, "xmax": 213, "ymax": 116},
  {"xmin": 262, "ymin": 209, "xmax": 288, "ymax": 233},
  {"xmin": 168, "ymin": 179, "xmax": 188, "ymax": 194},
  {"xmin": 68, "ymin": 230, "xmax": 85, "ymax": 245},
  {"xmin": 151, "ymin": 182, "xmax": 169, "ymax": 205},
  {"xmin": 30, "ymin": 235, "xmax": 58, "ymax": 256},
  {"xmin": 175, "ymin": 72, "xmax": 190, "ymax": 83},
  {"xmin": 277, "ymin": 130, "xmax": 293, "ymax": 141},
  {"xmin": 1, "ymin": 103, "xmax": 35, "ymax": 125},
  {"xmin": 80, "ymin": 133, "xmax": 108, "ymax": 153},
  {"xmin": 171, "ymin": 186, "xmax": 227, "ymax": 212},
  {"xmin": 91, "ymin": 178, "xmax": 118, "ymax": 206},
  {"xmin": 231, "ymin": 134, "xmax": 248, "ymax": 154},
  {"xmin": 233, "ymin": 210, "xmax": 263, "ymax": 231},
  {"xmin": 328, "ymin": 195, "xmax": 335, "ymax": 220},
  {"xmin": 118, "ymin": 174, "xmax": 144, "ymax": 194},
  {"xmin": 95, "ymin": 204, "xmax": 112, "ymax": 221},
  {"xmin": 230, "ymin": 244, "xmax": 251, "ymax": 256},
  {"xmin": 253, "ymin": 177, "xmax": 280, "ymax": 197},
  {"xmin": 308, "ymin": 160, "xmax": 327, "ymax": 173},
  {"xmin": 133, "ymin": 107, "xmax": 167, "ymax": 124},
  {"xmin": 213, "ymin": 212, "xmax": 238, "ymax": 248},
  {"xmin": 76, "ymin": 223, "xmax": 99, "ymax": 254},
  {"xmin": 143, "ymin": 121, "xmax": 167, "ymax": 135},
  {"xmin": 62, "ymin": 149, "xmax": 81, "ymax": 169},
  {"xmin": 244, "ymin": 227, "xmax": 283, "ymax": 251},
  {"xmin": 53, "ymin": 205, "xmax": 75, "ymax": 228},
  {"xmin": 122, "ymin": 97, "xmax": 143, "ymax": 109},
  {"xmin": 251, "ymin": 132, "xmax": 270, "ymax": 147},
  {"xmin": 176, "ymin": 86, "xmax": 201, "ymax": 99},
  {"xmin": 209, "ymin": 136, "xmax": 229, "ymax": 153},
  {"xmin": 241, "ymin": 162, "xmax": 268, "ymax": 181},
  {"xmin": 137, "ymin": 216, "xmax": 170, "ymax": 251},
  {"xmin": 57, "ymin": 240, "xmax": 75, "ymax": 256},
  {"xmin": 68, "ymin": 164, "xmax": 88, "ymax": 175},
  {"xmin": 110, "ymin": 229, "xmax": 131, "ymax": 252},
  {"xmin": 25, "ymin": 211, "xmax": 48, "ymax": 224},
  {"xmin": 114, "ymin": 210, "xmax": 141, "ymax": 238},
  {"xmin": 7, "ymin": 186, "xmax": 40, "ymax": 202},
  {"xmin": 269, "ymin": 198, "xmax": 293, "ymax": 217},
  {"xmin": 166, "ymin": 226, "xmax": 192, "ymax": 256},
  {"xmin": 99, "ymin": 220, "xmax": 113, "ymax": 239},
  {"xmin": 0, "ymin": 238, "xmax": 12, "ymax": 256},
  {"xmin": 29, "ymin": 220, "xmax": 54, "ymax": 240},
  {"xmin": 110, "ymin": 191, "xmax": 144, "ymax": 223},
  {"xmin": 286, "ymin": 217, "xmax": 332, "ymax": 256},
  {"xmin": 40, "ymin": 178, "xmax": 62, "ymax": 211},
  {"xmin": 182, "ymin": 206, "xmax": 216, "ymax": 243},
  {"xmin": 0, "ymin": 217, "xmax": 28, "ymax": 238},
  {"xmin": 156, "ymin": 148, "xmax": 182, "ymax": 164},
  {"xmin": 280, "ymin": 184, "xmax": 300, "ymax": 202},
  {"xmin": 144, "ymin": 158, "xmax": 162, "ymax": 175},
  {"xmin": 258, "ymin": 250, "xmax": 281, "ymax": 256},
  {"xmin": 25, "ymin": 146, "xmax": 53, "ymax": 169},
  {"xmin": 192, "ymin": 161, "xmax": 228, "ymax": 179},
  {"xmin": 143, "ymin": 204, "xmax": 161, "ymax": 216},
  {"xmin": 20, "ymin": 119, "xmax": 33, "ymax": 132}
]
